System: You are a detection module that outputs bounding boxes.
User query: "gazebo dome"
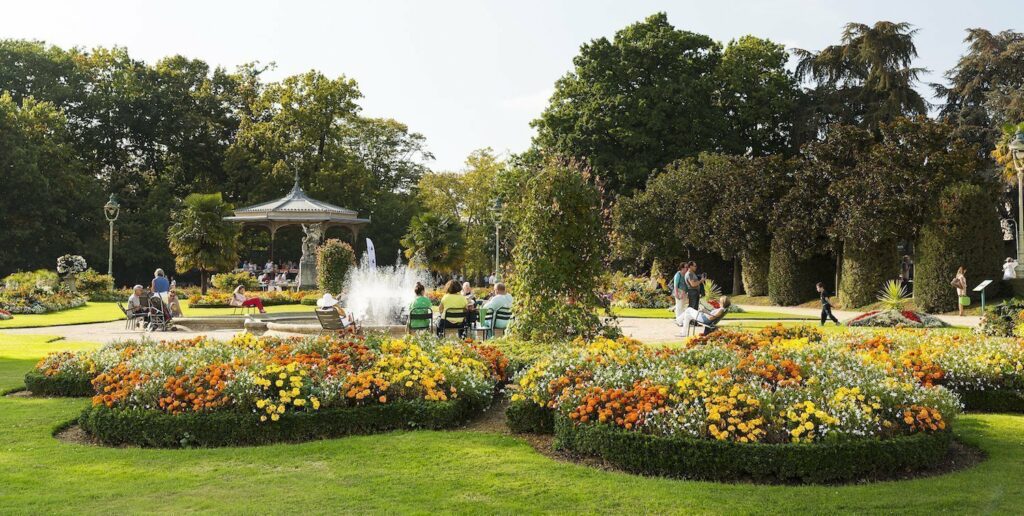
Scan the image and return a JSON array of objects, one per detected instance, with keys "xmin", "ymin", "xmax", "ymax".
[{"xmin": 225, "ymin": 179, "xmax": 370, "ymax": 227}]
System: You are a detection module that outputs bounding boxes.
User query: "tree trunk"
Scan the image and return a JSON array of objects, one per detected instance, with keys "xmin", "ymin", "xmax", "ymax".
[
  {"xmin": 732, "ymin": 256, "xmax": 743, "ymax": 296},
  {"xmin": 200, "ymin": 270, "xmax": 208, "ymax": 295}
]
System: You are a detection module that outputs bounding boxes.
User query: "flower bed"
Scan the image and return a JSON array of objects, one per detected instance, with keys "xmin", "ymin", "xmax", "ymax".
[
  {"xmin": 189, "ymin": 289, "xmax": 308, "ymax": 307},
  {"xmin": 846, "ymin": 309, "xmax": 946, "ymax": 328},
  {"xmin": 0, "ymin": 309, "xmax": 12, "ymax": 321},
  {"xmin": 30, "ymin": 333, "xmax": 506, "ymax": 447},
  {"xmin": 605, "ymin": 273, "xmax": 672, "ymax": 309},
  {"xmin": 506, "ymin": 327, "xmax": 970, "ymax": 482},
  {"xmin": 0, "ymin": 287, "xmax": 87, "ymax": 314}
]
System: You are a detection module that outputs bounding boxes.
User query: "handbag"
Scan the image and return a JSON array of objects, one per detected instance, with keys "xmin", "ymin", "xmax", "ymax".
[{"xmin": 958, "ymin": 295, "xmax": 971, "ymax": 306}]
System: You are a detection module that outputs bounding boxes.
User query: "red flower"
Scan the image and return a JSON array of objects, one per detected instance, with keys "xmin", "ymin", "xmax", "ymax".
[{"xmin": 901, "ymin": 310, "xmax": 921, "ymax": 323}]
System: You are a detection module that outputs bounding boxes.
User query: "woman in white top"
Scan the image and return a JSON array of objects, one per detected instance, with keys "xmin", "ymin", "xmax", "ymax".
[{"xmin": 1003, "ymin": 258, "xmax": 1018, "ymax": 280}]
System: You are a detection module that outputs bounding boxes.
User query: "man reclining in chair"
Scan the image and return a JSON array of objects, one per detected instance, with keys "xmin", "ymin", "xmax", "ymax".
[{"xmin": 675, "ymin": 296, "xmax": 730, "ymax": 336}]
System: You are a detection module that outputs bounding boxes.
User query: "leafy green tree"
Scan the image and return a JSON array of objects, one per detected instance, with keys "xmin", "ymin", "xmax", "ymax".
[
  {"xmin": 718, "ymin": 36, "xmax": 804, "ymax": 156},
  {"xmin": 167, "ymin": 193, "xmax": 239, "ymax": 294},
  {"xmin": 0, "ymin": 93, "xmax": 103, "ymax": 275},
  {"xmin": 795, "ymin": 22, "xmax": 928, "ymax": 131},
  {"xmin": 936, "ymin": 29, "xmax": 1024, "ymax": 153},
  {"xmin": 401, "ymin": 213, "xmax": 465, "ymax": 274},
  {"xmin": 532, "ymin": 13, "xmax": 723, "ymax": 195},
  {"xmin": 508, "ymin": 158, "xmax": 613, "ymax": 341},
  {"xmin": 317, "ymin": 239, "xmax": 356, "ymax": 294}
]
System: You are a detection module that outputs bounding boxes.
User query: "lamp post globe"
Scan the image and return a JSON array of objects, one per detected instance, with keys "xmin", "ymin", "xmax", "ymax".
[
  {"xmin": 103, "ymin": 194, "xmax": 120, "ymax": 277},
  {"xmin": 1009, "ymin": 132, "xmax": 1024, "ymax": 277}
]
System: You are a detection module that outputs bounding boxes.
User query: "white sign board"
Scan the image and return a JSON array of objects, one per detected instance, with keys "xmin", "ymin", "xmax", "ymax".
[{"xmin": 973, "ymin": 280, "xmax": 993, "ymax": 292}]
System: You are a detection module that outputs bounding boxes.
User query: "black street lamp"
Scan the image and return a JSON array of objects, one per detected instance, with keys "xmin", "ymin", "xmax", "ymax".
[{"xmin": 103, "ymin": 194, "xmax": 120, "ymax": 277}]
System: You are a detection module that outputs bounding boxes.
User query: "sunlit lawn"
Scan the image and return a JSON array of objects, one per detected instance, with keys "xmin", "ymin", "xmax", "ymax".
[
  {"xmin": 0, "ymin": 301, "xmax": 307, "ymax": 329},
  {"xmin": 0, "ymin": 332, "xmax": 1020, "ymax": 513},
  {"xmin": 609, "ymin": 307, "xmax": 816, "ymax": 320}
]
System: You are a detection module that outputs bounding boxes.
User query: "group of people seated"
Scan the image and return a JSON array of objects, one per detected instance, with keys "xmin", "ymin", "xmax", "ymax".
[
  {"xmin": 125, "ymin": 268, "xmax": 183, "ymax": 329},
  {"xmin": 238, "ymin": 260, "xmax": 299, "ymax": 291},
  {"xmin": 413, "ymin": 280, "xmax": 513, "ymax": 338}
]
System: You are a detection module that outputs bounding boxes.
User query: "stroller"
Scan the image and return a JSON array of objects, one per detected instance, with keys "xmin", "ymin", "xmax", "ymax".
[{"xmin": 146, "ymin": 293, "xmax": 173, "ymax": 331}]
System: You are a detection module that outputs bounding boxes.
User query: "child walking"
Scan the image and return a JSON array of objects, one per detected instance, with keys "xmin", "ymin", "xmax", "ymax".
[{"xmin": 816, "ymin": 282, "xmax": 839, "ymax": 326}]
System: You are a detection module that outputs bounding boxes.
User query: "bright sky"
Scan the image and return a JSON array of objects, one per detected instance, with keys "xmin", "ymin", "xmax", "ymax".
[{"xmin": 1, "ymin": 0, "xmax": 1018, "ymax": 170}]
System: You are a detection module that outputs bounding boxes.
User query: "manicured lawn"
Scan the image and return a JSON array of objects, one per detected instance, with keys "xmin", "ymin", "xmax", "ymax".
[
  {"xmin": 609, "ymin": 307, "xmax": 816, "ymax": 320},
  {"xmin": 0, "ymin": 301, "xmax": 307, "ymax": 329},
  {"xmin": 0, "ymin": 334, "xmax": 1022, "ymax": 513},
  {"xmin": 0, "ymin": 334, "xmax": 99, "ymax": 393}
]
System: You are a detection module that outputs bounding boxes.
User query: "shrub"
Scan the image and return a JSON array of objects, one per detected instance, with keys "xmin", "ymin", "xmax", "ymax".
[
  {"xmin": 210, "ymin": 270, "xmax": 260, "ymax": 292},
  {"xmin": 3, "ymin": 269, "xmax": 58, "ymax": 291},
  {"xmin": 767, "ymin": 240, "xmax": 807, "ymax": 306},
  {"xmin": 317, "ymin": 239, "xmax": 357, "ymax": 293},
  {"xmin": 76, "ymin": 269, "xmax": 114, "ymax": 299},
  {"xmin": 553, "ymin": 416, "xmax": 952, "ymax": 483},
  {"xmin": 979, "ymin": 298, "xmax": 1024, "ymax": 337},
  {"xmin": 915, "ymin": 183, "xmax": 1003, "ymax": 313},
  {"xmin": 189, "ymin": 290, "xmax": 307, "ymax": 307},
  {"xmin": 606, "ymin": 272, "xmax": 671, "ymax": 309},
  {"xmin": 507, "ymin": 158, "xmax": 615, "ymax": 341},
  {"xmin": 506, "ymin": 400, "xmax": 554, "ymax": 434},
  {"xmin": 839, "ymin": 240, "xmax": 897, "ymax": 308},
  {"xmin": 24, "ymin": 370, "xmax": 93, "ymax": 397},
  {"xmin": 741, "ymin": 249, "xmax": 769, "ymax": 297}
]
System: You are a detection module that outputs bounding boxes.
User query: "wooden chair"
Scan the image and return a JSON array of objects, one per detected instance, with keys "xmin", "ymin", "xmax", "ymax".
[
  {"xmin": 407, "ymin": 307, "xmax": 433, "ymax": 334},
  {"xmin": 315, "ymin": 308, "xmax": 346, "ymax": 336}
]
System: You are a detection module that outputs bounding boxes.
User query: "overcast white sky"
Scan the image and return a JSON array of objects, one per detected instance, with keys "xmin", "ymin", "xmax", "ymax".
[{"xmin": 1, "ymin": 0, "xmax": 1019, "ymax": 170}]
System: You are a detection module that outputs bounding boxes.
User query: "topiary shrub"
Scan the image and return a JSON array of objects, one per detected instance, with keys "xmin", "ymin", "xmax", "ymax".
[
  {"xmin": 210, "ymin": 270, "xmax": 260, "ymax": 292},
  {"xmin": 915, "ymin": 183, "xmax": 1003, "ymax": 313},
  {"xmin": 507, "ymin": 158, "xmax": 615, "ymax": 341},
  {"xmin": 839, "ymin": 240, "xmax": 897, "ymax": 309},
  {"xmin": 741, "ymin": 249, "xmax": 769, "ymax": 297},
  {"xmin": 75, "ymin": 269, "xmax": 114, "ymax": 299},
  {"xmin": 317, "ymin": 239, "xmax": 356, "ymax": 294},
  {"xmin": 506, "ymin": 400, "xmax": 554, "ymax": 434},
  {"xmin": 955, "ymin": 389, "xmax": 1024, "ymax": 413},
  {"xmin": 767, "ymin": 239, "xmax": 835, "ymax": 306}
]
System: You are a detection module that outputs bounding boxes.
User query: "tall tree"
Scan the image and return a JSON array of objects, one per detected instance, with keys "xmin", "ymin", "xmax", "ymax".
[
  {"xmin": 400, "ymin": 213, "xmax": 465, "ymax": 274},
  {"xmin": 167, "ymin": 193, "xmax": 239, "ymax": 294},
  {"xmin": 532, "ymin": 13, "xmax": 723, "ymax": 195},
  {"xmin": 717, "ymin": 36, "xmax": 804, "ymax": 156},
  {"xmin": 794, "ymin": 21, "xmax": 928, "ymax": 132}
]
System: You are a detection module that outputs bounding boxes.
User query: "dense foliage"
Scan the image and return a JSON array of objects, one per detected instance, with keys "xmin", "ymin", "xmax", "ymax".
[
  {"xmin": 508, "ymin": 158, "xmax": 613, "ymax": 341},
  {"xmin": 915, "ymin": 183, "xmax": 1003, "ymax": 313},
  {"xmin": 317, "ymin": 239, "xmax": 357, "ymax": 294}
]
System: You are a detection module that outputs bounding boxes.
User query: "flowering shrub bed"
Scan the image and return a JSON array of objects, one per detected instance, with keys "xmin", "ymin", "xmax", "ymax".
[
  {"xmin": 0, "ymin": 287, "xmax": 87, "ymax": 314},
  {"xmin": 189, "ymin": 289, "xmax": 308, "ymax": 308},
  {"xmin": 0, "ymin": 309, "xmax": 11, "ymax": 321},
  {"xmin": 30, "ymin": 333, "xmax": 506, "ymax": 447},
  {"xmin": 505, "ymin": 326, "xmax": 992, "ymax": 482},
  {"xmin": 605, "ymin": 273, "xmax": 671, "ymax": 309},
  {"xmin": 847, "ymin": 310, "xmax": 947, "ymax": 328}
]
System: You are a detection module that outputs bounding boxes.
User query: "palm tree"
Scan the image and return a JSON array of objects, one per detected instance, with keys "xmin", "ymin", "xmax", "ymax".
[
  {"xmin": 167, "ymin": 193, "xmax": 239, "ymax": 294},
  {"xmin": 401, "ymin": 212, "xmax": 465, "ymax": 275},
  {"xmin": 794, "ymin": 21, "xmax": 927, "ymax": 131}
]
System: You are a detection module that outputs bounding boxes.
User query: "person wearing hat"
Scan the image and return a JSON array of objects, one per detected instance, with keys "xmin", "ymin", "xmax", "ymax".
[{"xmin": 317, "ymin": 293, "xmax": 351, "ymax": 325}]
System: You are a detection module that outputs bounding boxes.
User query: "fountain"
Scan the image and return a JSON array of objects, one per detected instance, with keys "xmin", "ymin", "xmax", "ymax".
[{"xmin": 343, "ymin": 254, "xmax": 431, "ymax": 327}]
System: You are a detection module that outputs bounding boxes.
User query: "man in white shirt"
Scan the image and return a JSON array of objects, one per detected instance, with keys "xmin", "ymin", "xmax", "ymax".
[{"xmin": 481, "ymin": 283, "xmax": 513, "ymax": 330}]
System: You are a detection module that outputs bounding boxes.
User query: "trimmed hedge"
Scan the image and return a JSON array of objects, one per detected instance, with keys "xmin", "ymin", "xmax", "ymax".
[
  {"xmin": 24, "ymin": 371, "xmax": 93, "ymax": 397},
  {"xmin": 741, "ymin": 249, "xmax": 769, "ymax": 297},
  {"xmin": 79, "ymin": 396, "xmax": 489, "ymax": 448},
  {"xmin": 553, "ymin": 416, "xmax": 953, "ymax": 484},
  {"xmin": 839, "ymin": 240, "xmax": 897, "ymax": 309},
  {"xmin": 506, "ymin": 400, "xmax": 554, "ymax": 434},
  {"xmin": 915, "ymin": 183, "xmax": 1003, "ymax": 313},
  {"xmin": 767, "ymin": 239, "xmax": 836, "ymax": 306},
  {"xmin": 955, "ymin": 388, "xmax": 1024, "ymax": 413}
]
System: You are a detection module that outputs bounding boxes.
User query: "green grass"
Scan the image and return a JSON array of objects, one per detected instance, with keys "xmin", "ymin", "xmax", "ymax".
[
  {"xmin": 0, "ymin": 301, "xmax": 307, "ymax": 329},
  {"xmin": 609, "ymin": 307, "xmax": 816, "ymax": 320},
  {"xmin": 0, "ymin": 334, "xmax": 1022, "ymax": 512}
]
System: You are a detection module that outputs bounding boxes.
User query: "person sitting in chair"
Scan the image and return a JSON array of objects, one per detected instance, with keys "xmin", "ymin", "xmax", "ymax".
[
  {"xmin": 127, "ymin": 285, "xmax": 147, "ymax": 316},
  {"xmin": 436, "ymin": 280, "xmax": 468, "ymax": 338},
  {"xmin": 675, "ymin": 296, "xmax": 730, "ymax": 336},
  {"xmin": 479, "ymin": 282, "xmax": 513, "ymax": 331},
  {"xmin": 232, "ymin": 285, "xmax": 266, "ymax": 313},
  {"xmin": 317, "ymin": 293, "xmax": 352, "ymax": 326}
]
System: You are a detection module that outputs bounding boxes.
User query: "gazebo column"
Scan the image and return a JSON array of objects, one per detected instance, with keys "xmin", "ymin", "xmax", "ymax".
[
  {"xmin": 268, "ymin": 224, "xmax": 279, "ymax": 262},
  {"xmin": 350, "ymin": 225, "xmax": 360, "ymax": 257}
]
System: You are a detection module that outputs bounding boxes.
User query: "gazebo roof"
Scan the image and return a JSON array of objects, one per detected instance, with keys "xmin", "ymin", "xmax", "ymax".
[{"xmin": 225, "ymin": 179, "xmax": 370, "ymax": 228}]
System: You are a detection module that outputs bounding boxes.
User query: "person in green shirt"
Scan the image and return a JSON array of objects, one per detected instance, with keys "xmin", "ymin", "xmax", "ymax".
[
  {"xmin": 408, "ymin": 282, "xmax": 433, "ymax": 330},
  {"xmin": 437, "ymin": 280, "xmax": 468, "ymax": 338}
]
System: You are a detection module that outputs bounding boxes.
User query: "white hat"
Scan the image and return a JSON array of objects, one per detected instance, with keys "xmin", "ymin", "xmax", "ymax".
[{"xmin": 316, "ymin": 293, "xmax": 339, "ymax": 308}]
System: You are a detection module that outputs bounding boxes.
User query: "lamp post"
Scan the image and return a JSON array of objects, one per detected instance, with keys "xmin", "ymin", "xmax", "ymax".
[
  {"xmin": 103, "ymin": 194, "xmax": 120, "ymax": 277},
  {"xmin": 1010, "ymin": 131, "xmax": 1024, "ymax": 276},
  {"xmin": 491, "ymin": 198, "xmax": 503, "ymax": 281}
]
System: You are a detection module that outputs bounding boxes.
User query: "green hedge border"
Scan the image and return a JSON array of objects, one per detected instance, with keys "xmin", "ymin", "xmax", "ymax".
[
  {"xmin": 955, "ymin": 388, "xmax": 1024, "ymax": 413},
  {"xmin": 24, "ymin": 371, "xmax": 93, "ymax": 397},
  {"xmin": 506, "ymin": 400, "xmax": 554, "ymax": 434},
  {"xmin": 79, "ymin": 396, "xmax": 489, "ymax": 448},
  {"xmin": 553, "ymin": 416, "xmax": 954, "ymax": 484}
]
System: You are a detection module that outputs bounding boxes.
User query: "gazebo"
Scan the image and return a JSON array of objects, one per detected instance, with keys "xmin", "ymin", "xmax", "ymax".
[{"xmin": 225, "ymin": 176, "xmax": 370, "ymax": 289}]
